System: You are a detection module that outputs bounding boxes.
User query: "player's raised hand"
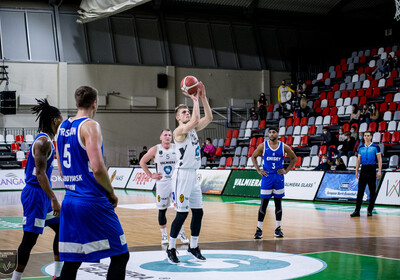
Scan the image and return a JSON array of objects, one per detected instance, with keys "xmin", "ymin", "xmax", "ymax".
[
  {"xmin": 257, "ymin": 169, "xmax": 268, "ymax": 177},
  {"xmin": 151, "ymin": 173, "xmax": 163, "ymax": 180},
  {"xmin": 197, "ymin": 82, "xmax": 206, "ymax": 98},
  {"xmin": 182, "ymin": 90, "xmax": 199, "ymax": 102}
]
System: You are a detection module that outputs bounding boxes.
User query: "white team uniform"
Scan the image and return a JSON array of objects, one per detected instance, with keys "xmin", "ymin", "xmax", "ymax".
[
  {"xmin": 154, "ymin": 144, "xmax": 176, "ymax": 209},
  {"xmin": 172, "ymin": 129, "xmax": 202, "ymax": 212}
]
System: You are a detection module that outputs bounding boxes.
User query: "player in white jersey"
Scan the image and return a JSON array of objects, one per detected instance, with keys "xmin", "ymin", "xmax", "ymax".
[
  {"xmin": 166, "ymin": 81, "xmax": 213, "ymax": 264},
  {"xmin": 139, "ymin": 129, "xmax": 189, "ymax": 245}
]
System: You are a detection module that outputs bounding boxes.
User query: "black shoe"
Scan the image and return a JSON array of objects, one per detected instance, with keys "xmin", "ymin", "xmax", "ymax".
[
  {"xmin": 367, "ymin": 211, "xmax": 373, "ymax": 216},
  {"xmin": 166, "ymin": 248, "xmax": 180, "ymax": 264},
  {"xmin": 350, "ymin": 211, "xmax": 360, "ymax": 217},
  {"xmin": 274, "ymin": 226, "xmax": 284, "ymax": 238},
  {"xmin": 254, "ymin": 227, "xmax": 263, "ymax": 239},
  {"xmin": 187, "ymin": 246, "xmax": 206, "ymax": 261}
]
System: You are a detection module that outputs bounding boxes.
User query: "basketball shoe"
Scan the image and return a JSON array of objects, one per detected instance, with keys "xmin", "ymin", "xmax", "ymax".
[
  {"xmin": 274, "ymin": 226, "xmax": 284, "ymax": 238},
  {"xmin": 161, "ymin": 234, "xmax": 169, "ymax": 245},
  {"xmin": 254, "ymin": 227, "xmax": 263, "ymax": 239},
  {"xmin": 166, "ymin": 248, "xmax": 180, "ymax": 264},
  {"xmin": 350, "ymin": 211, "xmax": 360, "ymax": 217},
  {"xmin": 187, "ymin": 246, "xmax": 206, "ymax": 261},
  {"xmin": 178, "ymin": 231, "xmax": 189, "ymax": 244}
]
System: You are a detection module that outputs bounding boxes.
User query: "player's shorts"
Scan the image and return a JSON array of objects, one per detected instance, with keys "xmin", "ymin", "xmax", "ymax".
[
  {"xmin": 59, "ymin": 194, "xmax": 129, "ymax": 262},
  {"xmin": 260, "ymin": 173, "xmax": 285, "ymax": 199},
  {"xmin": 21, "ymin": 184, "xmax": 59, "ymax": 234},
  {"xmin": 155, "ymin": 181, "xmax": 172, "ymax": 210},
  {"xmin": 172, "ymin": 168, "xmax": 202, "ymax": 212}
]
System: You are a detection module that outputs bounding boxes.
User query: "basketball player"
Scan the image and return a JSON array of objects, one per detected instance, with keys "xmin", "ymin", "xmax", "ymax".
[
  {"xmin": 12, "ymin": 99, "xmax": 63, "ymax": 280},
  {"xmin": 56, "ymin": 86, "xmax": 129, "ymax": 279},
  {"xmin": 166, "ymin": 81, "xmax": 213, "ymax": 264},
  {"xmin": 251, "ymin": 127, "xmax": 297, "ymax": 239},
  {"xmin": 139, "ymin": 129, "xmax": 189, "ymax": 245}
]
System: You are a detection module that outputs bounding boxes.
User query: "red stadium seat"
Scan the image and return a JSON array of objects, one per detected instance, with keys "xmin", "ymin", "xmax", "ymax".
[
  {"xmin": 15, "ymin": 135, "xmax": 24, "ymax": 144},
  {"xmin": 330, "ymin": 107, "xmax": 337, "ymax": 115},
  {"xmin": 331, "ymin": 115, "xmax": 339, "ymax": 126},
  {"xmin": 378, "ymin": 121, "xmax": 387, "ymax": 132},
  {"xmin": 300, "ymin": 117, "xmax": 307, "ymax": 126},
  {"xmin": 391, "ymin": 69, "xmax": 398, "ymax": 78},
  {"xmin": 389, "ymin": 102, "xmax": 397, "ymax": 112},
  {"xmin": 365, "ymin": 88, "xmax": 373, "ymax": 97},
  {"xmin": 385, "ymin": 46, "xmax": 391, "ymax": 53},
  {"xmin": 382, "ymin": 132, "xmax": 391, "ymax": 145},
  {"xmin": 359, "ymin": 96, "xmax": 367, "ymax": 105},
  {"xmin": 293, "ymin": 117, "xmax": 301, "ymax": 126},
  {"xmin": 320, "ymin": 92, "xmax": 326, "ymax": 100},
  {"xmin": 313, "ymin": 100, "xmax": 321, "ymax": 109},
  {"xmin": 293, "ymin": 156, "xmax": 302, "ymax": 169},
  {"xmin": 286, "ymin": 118, "xmax": 293, "ymax": 127},
  {"xmin": 392, "ymin": 131, "xmax": 400, "ymax": 144},
  {"xmin": 323, "ymin": 72, "xmax": 329, "ymax": 79},
  {"xmin": 248, "ymin": 147, "xmax": 255, "ymax": 157},
  {"xmin": 215, "ymin": 147, "xmax": 222, "ymax": 157},
  {"xmin": 341, "ymin": 90, "xmax": 349, "ymax": 99},
  {"xmin": 299, "ymin": 135, "xmax": 309, "ymax": 147},
  {"xmin": 256, "ymin": 137, "xmax": 264, "ymax": 146},
  {"xmin": 336, "ymin": 70, "xmax": 343, "ymax": 79},
  {"xmin": 379, "ymin": 103, "xmax": 388, "ymax": 114},
  {"xmin": 385, "ymin": 93, "xmax": 393, "ymax": 103},
  {"xmin": 259, "ymin": 120, "xmax": 266, "ymax": 129},
  {"xmin": 332, "ymin": 84, "xmax": 339, "ymax": 92},
  {"xmin": 371, "ymin": 48, "xmax": 377, "ymax": 56},
  {"xmin": 11, "ymin": 143, "xmax": 19, "ymax": 153},
  {"xmin": 250, "ymin": 137, "xmax": 257, "ymax": 147},
  {"xmin": 371, "ymin": 80, "xmax": 378, "ymax": 88},
  {"xmin": 357, "ymin": 89, "xmax": 365, "ymax": 97},
  {"xmin": 225, "ymin": 157, "xmax": 233, "ymax": 168},
  {"xmin": 224, "ymin": 138, "xmax": 231, "ymax": 147},
  {"xmin": 327, "ymin": 91, "xmax": 334, "ymax": 100},
  {"xmin": 386, "ymin": 77, "xmax": 394, "ymax": 88},
  {"xmin": 22, "ymin": 159, "xmax": 27, "ymax": 168},
  {"xmin": 322, "ymin": 108, "xmax": 330, "ymax": 116},
  {"xmin": 335, "ymin": 65, "xmax": 341, "ymax": 71},
  {"xmin": 226, "ymin": 130, "xmax": 233, "ymax": 138},
  {"xmin": 286, "ymin": 136, "xmax": 293, "ymax": 146},
  {"xmin": 340, "ymin": 58, "xmax": 346, "ymax": 65},
  {"xmin": 308, "ymin": 125, "xmax": 316, "ymax": 136},
  {"xmin": 349, "ymin": 89, "xmax": 357, "ymax": 98},
  {"xmin": 232, "ymin": 129, "xmax": 239, "ymax": 138},
  {"xmin": 279, "ymin": 136, "xmax": 286, "ymax": 143},
  {"xmin": 319, "ymin": 145, "xmax": 327, "ymax": 156},
  {"xmin": 360, "ymin": 56, "xmax": 366, "ymax": 63},
  {"xmin": 368, "ymin": 122, "xmax": 377, "ymax": 132},
  {"xmin": 357, "ymin": 67, "xmax": 364, "ymax": 75},
  {"xmin": 267, "ymin": 104, "xmax": 274, "ymax": 112},
  {"xmin": 328, "ymin": 99, "xmax": 335, "ymax": 108}
]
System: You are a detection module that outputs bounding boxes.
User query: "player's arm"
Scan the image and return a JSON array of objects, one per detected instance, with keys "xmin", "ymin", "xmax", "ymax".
[
  {"xmin": 278, "ymin": 144, "xmax": 297, "ymax": 174},
  {"xmin": 355, "ymin": 155, "xmax": 361, "ymax": 179},
  {"xmin": 174, "ymin": 95, "xmax": 200, "ymax": 142},
  {"xmin": 251, "ymin": 142, "xmax": 268, "ymax": 177},
  {"xmin": 81, "ymin": 120, "xmax": 118, "ymax": 207},
  {"xmin": 139, "ymin": 146, "xmax": 162, "ymax": 180},
  {"xmin": 376, "ymin": 152, "xmax": 382, "ymax": 179},
  {"xmin": 33, "ymin": 137, "xmax": 60, "ymax": 217},
  {"xmin": 55, "ymin": 127, "xmax": 63, "ymax": 178},
  {"xmin": 195, "ymin": 82, "xmax": 213, "ymax": 132}
]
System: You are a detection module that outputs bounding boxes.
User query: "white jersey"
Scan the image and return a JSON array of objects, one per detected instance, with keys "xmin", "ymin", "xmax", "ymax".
[
  {"xmin": 154, "ymin": 144, "xmax": 176, "ymax": 184},
  {"xmin": 175, "ymin": 129, "xmax": 201, "ymax": 169}
]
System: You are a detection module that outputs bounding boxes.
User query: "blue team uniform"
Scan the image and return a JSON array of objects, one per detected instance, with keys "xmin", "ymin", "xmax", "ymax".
[
  {"xmin": 57, "ymin": 117, "xmax": 128, "ymax": 262},
  {"xmin": 22, "ymin": 133, "xmax": 59, "ymax": 234},
  {"xmin": 260, "ymin": 141, "xmax": 285, "ymax": 199}
]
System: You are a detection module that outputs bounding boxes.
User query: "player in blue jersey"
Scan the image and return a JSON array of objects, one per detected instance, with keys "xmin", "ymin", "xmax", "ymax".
[
  {"xmin": 251, "ymin": 127, "xmax": 297, "ymax": 239},
  {"xmin": 12, "ymin": 99, "xmax": 63, "ymax": 280},
  {"xmin": 350, "ymin": 131, "xmax": 382, "ymax": 217},
  {"xmin": 56, "ymin": 86, "xmax": 129, "ymax": 279}
]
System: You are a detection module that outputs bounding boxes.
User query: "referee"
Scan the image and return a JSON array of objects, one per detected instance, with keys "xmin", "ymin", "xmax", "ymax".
[{"xmin": 350, "ymin": 131, "xmax": 382, "ymax": 217}]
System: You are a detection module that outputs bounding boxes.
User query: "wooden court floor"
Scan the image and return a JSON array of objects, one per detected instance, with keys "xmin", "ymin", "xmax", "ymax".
[{"xmin": 0, "ymin": 189, "xmax": 399, "ymax": 279}]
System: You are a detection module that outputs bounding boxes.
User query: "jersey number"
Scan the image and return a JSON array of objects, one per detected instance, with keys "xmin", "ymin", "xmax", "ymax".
[
  {"xmin": 272, "ymin": 163, "xmax": 275, "ymax": 169},
  {"xmin": 63, "ymin": 144, "xmax": 71, "ymax": 168}
]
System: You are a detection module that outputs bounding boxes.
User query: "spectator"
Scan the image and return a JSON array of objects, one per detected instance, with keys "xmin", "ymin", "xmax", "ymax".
[
  {"xmin": 203, "ymin": 138, "xmax": 216, "ymax": 159},
  {"xmin": 139, "ymin": 146, "xmax": 150, "ymax": 164},
  {"xmin": 338, "ymin": 128, "xmax": 346, "ymax": 145},
  {"xmin": 359, "ymin": 105, "xmax": 371, "ymax": 125},
  {"xmin": 314, "ymin": 155, "xmax": 331, "ymax": 171},
  {"xmin": 369, "ymin": 104, "xmax": 379, "ymax": 122},
  {"xmin": 372, "ymin": 54, "xmax": 393, "ymax": 77},
  {"xmin": 321, "ymin": 127, "xmax": 333, "ymax": 147},
  {"xmin": 349, "ymin": 105, "xmax": 360, "ymax": 126},
  {"xmin": 249, "ymin": 107, "xmax": 258, "ymax": 121},
  {"xmin": 278, "ymin": 80, "xmax": 294, "ymax": 114},
  {"xmin": 292, "ymin": 92, "xmax": 303, "ymax": 118},
  {"xmin": 394, "ymin": 55, "xmax": 400, "ymax": 73},
  {"xmin": 296, "ymin": 79, "xmax": 307, "ymax": 96},
  {"xmin": 335, "ymin": 157, "xmax": 347, "ymax": 171},
  {"xmin": 257, "ymin": 92, "xmax": 268, "ymax": 121},
  {"xmin": 328, "ymin": 132, "xmax": 355, "ymax": 162},
  {"xmin": 349, "ymin": 132, "xmax": 364, "ymax": 157},
  {"xmin": 350, "ymin": 125, "xmax": 358, "ymax": 140}
]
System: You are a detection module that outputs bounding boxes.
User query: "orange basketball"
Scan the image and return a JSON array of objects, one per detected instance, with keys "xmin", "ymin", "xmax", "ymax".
[{"xmin": 180, "ymin": 76, "xmax": 199, "ymax": 95}]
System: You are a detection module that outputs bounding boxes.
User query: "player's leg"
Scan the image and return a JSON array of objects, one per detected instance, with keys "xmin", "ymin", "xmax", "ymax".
[
  {"xmin": 156, "ymin": 183, "xmax": 170, "ymax": 244},
  {"xmin": 159, "ymin": 208, "xmax": 168, "ymax": 244},
  {"xmin": 11, "ymin": 231, "xmax": 39, "ymax": 280},
  {"xmin": 272, "ymin": 174, "xmax": 285, "ymax": 238},
  {"xmin": 48, "ymin": 223, "xmax": 63, "ymax": 278},
  {"xmin": 59, "ymin": 261, "xmax": 82, "ymax": 279},
  {"xmin": 255, "ymin": 176, "xmax": 273, "ymax": 239},
  {"xmin": 107, "ymin": 252, "xmax": 130, "ymax": 280}
]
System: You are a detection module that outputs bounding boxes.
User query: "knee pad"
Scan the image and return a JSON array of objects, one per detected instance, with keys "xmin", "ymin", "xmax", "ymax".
[{"xmin": 158, "ymin": 209, "xmax": 167, "ymax": 226}]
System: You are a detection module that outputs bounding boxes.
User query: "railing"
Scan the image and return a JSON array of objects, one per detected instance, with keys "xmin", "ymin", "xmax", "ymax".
[{"xmin": 0, "ymin": 127, "xmax": 38, "ymax": 138}]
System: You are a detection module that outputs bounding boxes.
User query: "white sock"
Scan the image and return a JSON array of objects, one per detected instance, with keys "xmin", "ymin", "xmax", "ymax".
[
  {"xmin": 168, "ymin": 237, "xmax": 177, "ymax": 249},
  {"xmin": 257, "ymin": 221, "xmax": 263, "ymax": 229},
  {"xmin": 54, "ymin": 261, "xmax": 63, "ymax": 277},
  {"xmin": 161, "ymin": 228, "xmax": 167, "ymax": 235},
  {"xmin": 11, "ymin": 271, "xmax": 23, "ymax": 280},
  {"xmin": 190, "ymin": 236, "xmax": 199, "ymax": 248},
  {"xmin": 276, "ymin": 221, "xmax": 281, "ymax": 228}
]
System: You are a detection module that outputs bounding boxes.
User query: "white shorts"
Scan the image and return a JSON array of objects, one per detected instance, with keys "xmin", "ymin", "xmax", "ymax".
[
  {"xmin": 172, "ymin": 169, "xmax": 202, "ymax": 212},
  {"xmin": 155, "ymin": 181, "xmax": 172, "ymax": 210}
]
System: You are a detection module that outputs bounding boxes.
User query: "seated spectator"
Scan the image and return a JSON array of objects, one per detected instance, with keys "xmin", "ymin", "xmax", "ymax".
[
  {"xmin": 372, "ymin": 54, "xmax": 393, "ymax": 77},
  {"xmin": 335, "ymin": 157, "xmax": 347, "ymax": 171},
  {"xmin": 328, "ymin": 132, "xmax": 355, "ymax": 162},
  {"xmin": 314, "ymin": 155, "xmax": 331, "ymax": 171},
  {"xmin": 321, "ymin": 127, "xmax": 333, "ymax": 147},
  {"xmin": 359, "ymin": 105, "xmax": 371, "ymax": 125},
  {"xmin": 338, "ymin": 128, "xmax": 346, "ymax": 145},
  {"xmin": 257, "ymin": 92, "xmax": 268, "ymax": 121},
  {"xmin": 203, "ymin": 138, "xmax": 216, "ymax": 158},
  {"xmin": 350, "ymin": 125, "xmax": 358, "ymax": 140},
  {"xmin": 296, "ymin": 79, "xmax": 307, "ymax": 96},
  {"xmin": 249, "ymin": 107, "xmax": 258, "ymax": 121},
  {"xmin": 349, "ymin": 132, "xmax": 364, "ymax": 157},
  {"xmin": 369, "ymin": 104, "xmax": 379, "ymax": 123},
  {"xmin": 349, "ymin": 105, "xmax": 360, "ymax": 126}
]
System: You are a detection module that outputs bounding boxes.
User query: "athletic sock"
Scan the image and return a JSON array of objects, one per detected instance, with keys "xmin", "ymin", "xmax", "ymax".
[
  {"xmin": 11, "ymin": 271, "xmax": 23, "ymax": 280},
  {"xmin": 190, "ymin": 236, "xmax": 199, "ymax": 248},
  {"xmin": 168, "ymin": 238, "xmax": 177, "ymax": 249},
  {"xmin": 54, "ymin": 261, "xmax": 63, "ymax": 277},
  {"xmin": 257, "ymin": 221, "xmax": 263, "ymax": 229},
  {"xmin": 276, "ymin": 221, "xmax": 281, "ymax": 228},
  {"xmin": 161, "ymin": 228, "xmax": 167, "ymax": 236}
]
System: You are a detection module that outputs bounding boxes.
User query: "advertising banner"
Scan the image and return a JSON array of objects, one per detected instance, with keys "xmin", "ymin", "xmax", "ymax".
[
  {"xmin": 375, "ymin": 172, "xmax": 400, "ymax": 206},
  {"xmin": 316, "ymin": 171, "xmax": 371, "ymax": 201},
  {"xmin": 284, "ymin": 171, "xmax": 324, "ymax": 200},
  {"xmin": 107, "ymin": 167, "xmax": 134, "ymax": 189},
  {"xmin": 222, "ymin": 170, "xmax": 261, "ymax": 197},
  {"xmin": 197, "ymin": 169, "xmax": 231, "ymax": 194},
  {"xmin": 126, "ymin": 168, "xmax": 157, "ymax": 190},
  {"xmin": 0, "ymin": 169, "xmax": 25, "ymax": 190}
]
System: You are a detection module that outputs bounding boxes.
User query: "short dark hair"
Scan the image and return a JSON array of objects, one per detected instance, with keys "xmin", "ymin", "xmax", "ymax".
[
  {"xmin": 161, "ymin": 129, "xmax": 171, "ymax": 134},
  {"xmin": 364, "ymin": 131, "xmax": 372, "ymax": 136},
  {"xmin": 143, "ymin": 146, "xmax": 147, "ymax": 150},
  {"xmin": 323, "ymin": 126, "xmax": 329, "ymax": 130},
  {"xmin": 206, "ymin": 138, "xmax": 212, "ymax": 142},
  {"xmin": 75, "ymin": 86, "xmax": 98, "ymax": 109},
  {"xmin": 175, "ymin": 104, "xmax": 188, "ymax": 115},
  {"xmin": 269, "ymin": 126, "xmax": 278, "ymax": 133}
]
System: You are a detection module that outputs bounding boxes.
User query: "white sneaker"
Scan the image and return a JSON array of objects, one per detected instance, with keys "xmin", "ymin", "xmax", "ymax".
[
  {"xmin": 178, "ymin": 231, "xmax": 189, "ymax": 244},
  {"xmin": 161, "ymin": 234, "xmax": 169, "ymax": 245}
]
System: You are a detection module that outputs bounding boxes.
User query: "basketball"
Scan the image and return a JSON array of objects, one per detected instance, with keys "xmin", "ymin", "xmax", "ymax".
[{"xmin": 180, "ymin": 76, "xmax": 199, "ymax": 95}]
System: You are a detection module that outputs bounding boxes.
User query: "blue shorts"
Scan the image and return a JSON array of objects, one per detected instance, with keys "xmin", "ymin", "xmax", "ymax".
[
  {"xmin": 59, "ymin": 195, "xmax": 128, "ymax": 262},
  {"xmin": 21, "ymin": 184, "xmax": 59, "ymax": 234},
  {"xmin": 260, "ymin": 173, "xmax": 285, "ymax": 199}
]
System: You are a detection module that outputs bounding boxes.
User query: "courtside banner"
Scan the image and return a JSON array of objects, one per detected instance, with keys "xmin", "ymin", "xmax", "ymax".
[
  {"xmin": 223, "ymin": 170, "xmax": 260, "ymax": 197},
  {"xmin": 126, "ymin": 168, "xmax": 156, "ymax": 190},
  {"xmin": 0, "ymin": 169, "xmax": 25, "ymax": 190},
  {"xmin": 316, "ymin": 171, "xmax": 372, "ymax": 201},
  {"xmin": 197, "ymin": 169, "xmax": 231, "ymax": 195},
  {"xmin": 284, "ymin": 171, "xmax": 324, "ymax": 200},
  {"xmin": 107, "ymin": 167, "xmax": 134, "ymax": 189},
  {"xmin": 375, "ymin": 172, "xmax": 400, "ymax": 206}
]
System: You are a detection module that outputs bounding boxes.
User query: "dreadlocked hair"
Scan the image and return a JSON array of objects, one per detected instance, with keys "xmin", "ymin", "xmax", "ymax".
[{"xmin": 31, "ymin": 98, "xmax": 61, "ymax": 135}]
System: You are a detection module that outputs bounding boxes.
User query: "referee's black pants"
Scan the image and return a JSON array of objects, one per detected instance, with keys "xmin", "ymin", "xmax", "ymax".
[{"xmin": 355, "ymin": 165, "xmax": 377, "ymax": 212}]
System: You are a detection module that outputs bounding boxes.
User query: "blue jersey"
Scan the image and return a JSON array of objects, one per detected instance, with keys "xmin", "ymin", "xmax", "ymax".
[
  {"xmin": 358, "ymin": 143, "xmax": 381, "ymax": 165},
  {"xmin": 262, "ymin": 140, "xmax": 284, "ymax": 174},
  {"xmin": 25, "ymin": 133, "xmax": 54, "ymax": 186},
  {"xmin": 57, "ymin": 117, "xmax": 107, "ymax": 198}
]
